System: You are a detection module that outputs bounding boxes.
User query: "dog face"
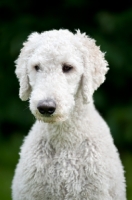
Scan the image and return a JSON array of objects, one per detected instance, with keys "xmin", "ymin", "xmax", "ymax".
[
  {"xmin": 28, "ymin": 38, "xmax": 84, "ymax": 122},
  {"xmin": 15, "ymin": 29, "xmax": 108, "ymax": 123}
]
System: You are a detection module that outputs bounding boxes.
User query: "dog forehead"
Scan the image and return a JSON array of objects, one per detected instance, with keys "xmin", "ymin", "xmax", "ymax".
[
  {"xmin": 38, "ymin": 36, "xmax": 77, "ymax": 52},
  {"xmin": 27, "ymin": 30, "xmax": 84, "ymax": 69},
  {"xmin": 31, "ymin": 30, "xmax": 80, "ymax": 53},
  {"xmin": 32, "ymin": 39, "xmax": 82, "ymax": 64}
]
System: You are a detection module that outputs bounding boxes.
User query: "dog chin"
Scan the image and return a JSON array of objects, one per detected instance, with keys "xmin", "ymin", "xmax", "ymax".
[{"xmin": 34, "ymin": 112, "xmax": 67, "ymax": 124}]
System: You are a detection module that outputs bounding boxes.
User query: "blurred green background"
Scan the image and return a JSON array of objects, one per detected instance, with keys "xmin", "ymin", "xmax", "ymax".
[{"xmin": 0, "ymin": 0, "xmax": 132, "ymax": 199}]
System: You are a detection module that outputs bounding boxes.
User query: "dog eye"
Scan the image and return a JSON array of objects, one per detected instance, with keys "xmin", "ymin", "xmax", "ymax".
[
  {"xmin": 34, "ymin": 65, "xmax": 40, "ymax": 71},
  {"xmin": 62, "ymin": 64, "xmax": 73, "ymax": 73}
]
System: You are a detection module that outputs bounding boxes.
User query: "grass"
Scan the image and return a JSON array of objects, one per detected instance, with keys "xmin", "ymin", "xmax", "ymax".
[
  {"xmin": 0, "ymin": 134, "xmax": 132, "ymax": 200},
  {"xmin": 121, "ymin": 151, "xmax": 132, "ymax": 199},
  {"xmin": 0, "ymin": 134, "xmax": 23, "ymax": 200}
]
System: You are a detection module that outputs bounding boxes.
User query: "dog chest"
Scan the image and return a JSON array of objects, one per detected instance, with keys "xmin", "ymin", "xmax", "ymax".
[{"xmin": 16, "ymin": 138, "xmax": 107, "ymax": 199}]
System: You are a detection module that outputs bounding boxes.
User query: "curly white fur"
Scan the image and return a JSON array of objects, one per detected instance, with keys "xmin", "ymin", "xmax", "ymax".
[{"xmin": 12, "ymin": 29, "xmax": 126, "ymax": 200}]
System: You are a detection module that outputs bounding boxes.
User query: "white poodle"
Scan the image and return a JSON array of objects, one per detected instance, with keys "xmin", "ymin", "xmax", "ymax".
[{"xmin": 12, "ymin": 29, "xmax": 126, "ymax": 200}]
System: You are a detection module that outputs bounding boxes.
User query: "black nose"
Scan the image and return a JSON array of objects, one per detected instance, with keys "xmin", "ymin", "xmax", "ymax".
[{"xmin": 37, "ymin": 99, "xmax": 56, "ymax": 115}]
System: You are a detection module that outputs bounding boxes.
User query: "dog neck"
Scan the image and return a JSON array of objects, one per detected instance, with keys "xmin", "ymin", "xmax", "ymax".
[{"xmin": 45, "ymin": 94, "xmax": 95, "ymax": 150}]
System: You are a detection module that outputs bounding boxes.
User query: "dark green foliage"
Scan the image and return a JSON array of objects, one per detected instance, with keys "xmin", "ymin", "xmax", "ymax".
[{"xmin": 0, "ymin": 0, "xmax": 132, "ymax": 199}]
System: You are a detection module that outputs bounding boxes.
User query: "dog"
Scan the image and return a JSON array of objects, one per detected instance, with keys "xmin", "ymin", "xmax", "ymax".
[{"xmin": 12, "ymin": 29, "xmax": 126, "ymax": 200}]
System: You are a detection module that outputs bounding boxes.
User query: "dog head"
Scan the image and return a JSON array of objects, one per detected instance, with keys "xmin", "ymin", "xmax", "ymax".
[{"xmin": 15, "ymin": 29, "xmax": 108, "ymax": 122}]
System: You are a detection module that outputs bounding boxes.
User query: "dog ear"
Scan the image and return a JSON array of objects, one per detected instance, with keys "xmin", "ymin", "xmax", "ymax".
[
  {"xmin": 15, "ymin": 32, "xmax": 40, "ymax": 101},
  {"xmin": 76, "ymin": 30, "xmax": 109, "ymax": 104}
]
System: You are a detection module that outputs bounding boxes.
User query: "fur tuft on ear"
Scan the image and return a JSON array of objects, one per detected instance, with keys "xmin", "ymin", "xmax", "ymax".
[
  {"xmin": 15, "ymin": 32, "xmax": 40, "ymax": 101},
  {"xmin": 76, "ymin": 30, "xmax": 109, "ymax": 104}
]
